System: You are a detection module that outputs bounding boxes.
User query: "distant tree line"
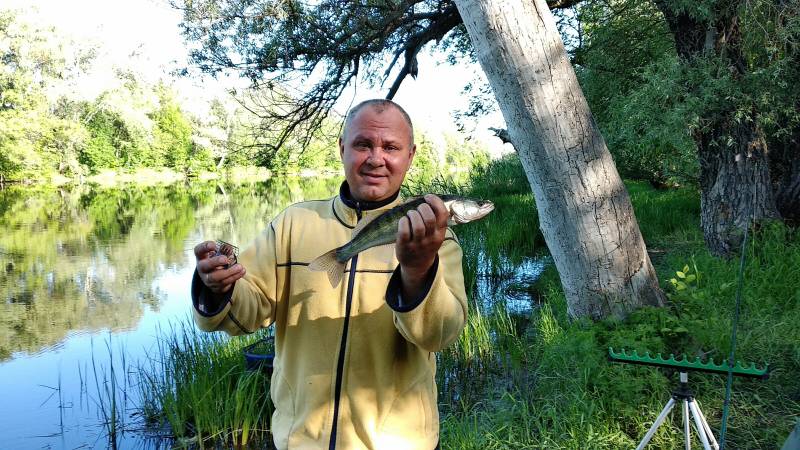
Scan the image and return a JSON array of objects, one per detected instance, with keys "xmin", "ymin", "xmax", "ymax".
[{"xmin": 0, "ymin": 9, "xmax": 489, "ymax": 183}]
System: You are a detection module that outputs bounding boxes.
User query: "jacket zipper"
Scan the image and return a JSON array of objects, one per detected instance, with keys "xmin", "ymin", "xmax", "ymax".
[{"xmin": 329, "ymin": 207, "xmax": 361, "ymax": 450}]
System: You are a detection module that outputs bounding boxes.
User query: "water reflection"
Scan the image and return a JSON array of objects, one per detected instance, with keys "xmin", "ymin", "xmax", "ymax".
[
  {"xmin": 0, "ymin": 176, "xmax": 341, "ymax": 448},
  {"xmin": 474, "ymin": 252, "xmax": 550, "ymax": 315}
]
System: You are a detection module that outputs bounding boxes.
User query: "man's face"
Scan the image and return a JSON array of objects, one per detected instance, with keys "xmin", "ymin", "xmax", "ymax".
[{"xmin": 340, "ymin": 105, "xmax": 416, "ymax": 202}]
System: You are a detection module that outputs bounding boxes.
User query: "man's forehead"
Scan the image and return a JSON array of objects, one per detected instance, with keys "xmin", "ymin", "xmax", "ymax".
[
  {"xmin": 351, "ymin": 105, "xmax": 405, "ymax": 125},
  {"xmin": 345, "ymin": 107, "xmax": 412, "ymax": 141}
]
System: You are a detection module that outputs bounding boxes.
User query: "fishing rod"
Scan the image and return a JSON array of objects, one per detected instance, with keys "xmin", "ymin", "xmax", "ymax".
[{"xmin": 609, "ymin": 193, "xmax": 768, "ymax": 450}]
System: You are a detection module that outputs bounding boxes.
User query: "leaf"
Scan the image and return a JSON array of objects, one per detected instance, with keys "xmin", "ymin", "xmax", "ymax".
[
  {"xmin": 676, "ymin": 281, "xmax": 687, "ymax": 290},
  {"xmin": 677, "ymin": 271, "xmax": 686, "ymax": 279},
  {"xmin": 683, "ymin": 265, "xmax": 690, "ymax": 273},
  {"xmin": 686, "ymin": 274, "xmax": 696, "ymax": 282},
  {"xmin": 670, "ymin": 278, "xmax": 678, "ymax": 284},
  {"xmin": 674, "ymin": 326, "xmax": 689, "ymax": 334}
]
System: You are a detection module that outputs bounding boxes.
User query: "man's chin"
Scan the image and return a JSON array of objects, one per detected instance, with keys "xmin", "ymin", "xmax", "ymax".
[{"xmin": 353, "ymin": 185, "xmax": 391, "ymax": 202}]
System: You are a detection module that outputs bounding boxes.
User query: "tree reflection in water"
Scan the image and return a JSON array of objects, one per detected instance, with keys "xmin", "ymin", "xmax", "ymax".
[{"xmin": 0, "ymin": 176, "xmax": 341, "ymax": 360}]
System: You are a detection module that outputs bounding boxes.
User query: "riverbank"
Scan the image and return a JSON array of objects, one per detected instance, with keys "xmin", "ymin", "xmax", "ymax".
[
  {"xmin": 128, "ymin": 156, "xmax": 798, "ymax": 448},
  {"xmin": 0, "ymin": 166, "xmax": 342, "ymax": 188}
]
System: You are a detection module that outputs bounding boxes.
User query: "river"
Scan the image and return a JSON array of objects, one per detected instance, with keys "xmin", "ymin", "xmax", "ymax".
[
  {"xmin": 0, "ymin": 176, "xmax": 546, "ymax": 449},
  {"xmin": 0, "ymin": 177, "xmax": 341, "ymax": 449}
]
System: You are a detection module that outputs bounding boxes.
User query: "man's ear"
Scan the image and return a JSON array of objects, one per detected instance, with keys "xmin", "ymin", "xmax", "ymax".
[
  {"xmin": 339, "ymin": 137, "xmax": 344, "ymax": 159},
  {"xmin": 408, "ymin": 144, "xmax": 416, "ymax": 165}
]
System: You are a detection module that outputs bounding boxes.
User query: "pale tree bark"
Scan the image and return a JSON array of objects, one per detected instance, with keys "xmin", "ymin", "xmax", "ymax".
[{"xmin": 454, "ymin": 0, "xmax": 665, "ymax": 319}]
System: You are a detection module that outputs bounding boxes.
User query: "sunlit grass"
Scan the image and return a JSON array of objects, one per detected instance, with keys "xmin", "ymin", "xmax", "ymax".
[
  {"xmin": 438, "ymin": 158, "xmax": 799, "ymax": 449},
  {"xmin": 136, "ymin": 322, "xmax": 273, "ymax": 448}
]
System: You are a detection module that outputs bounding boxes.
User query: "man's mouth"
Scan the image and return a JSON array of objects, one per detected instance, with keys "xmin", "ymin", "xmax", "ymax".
[{"xmin": 361, "ymin": 173, "xmax": 386, "ymax": 182}]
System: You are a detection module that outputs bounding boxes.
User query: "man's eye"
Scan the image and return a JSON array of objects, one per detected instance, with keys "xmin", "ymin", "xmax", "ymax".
[
  {"xmin": 355, "ymin": 142, "xmax": 370, "ymax": 149},
  {"xmin": 386, "ymin": 146, "xmax": 398, "ymax": 152}
]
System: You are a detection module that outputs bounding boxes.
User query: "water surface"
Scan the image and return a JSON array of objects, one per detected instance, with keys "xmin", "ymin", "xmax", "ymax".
[{"xmin": 0, "ymin": 177, "xmax": 341, "ymax": 449}]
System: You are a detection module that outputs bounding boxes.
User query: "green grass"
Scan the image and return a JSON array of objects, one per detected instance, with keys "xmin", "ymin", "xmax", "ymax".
[
  {"xmin": 437, "ymin": 157, "xmax": 799, "ymax": 449},
  {"xmin": 136, "ymin": 322, "xmax": 273, "ymax": 448},
  {"xmin": 131, "ymin": 155, "xmax": 798, "ymax": 448}
]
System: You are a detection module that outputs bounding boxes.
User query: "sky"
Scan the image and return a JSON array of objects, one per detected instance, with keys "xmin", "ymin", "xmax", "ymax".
[{"xmin": 5, "ymin": 0, "xmax": 510, "ymax": 155}]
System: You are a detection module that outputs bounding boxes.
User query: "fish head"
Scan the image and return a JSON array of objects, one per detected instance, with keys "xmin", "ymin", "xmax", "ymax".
[{"xmin": 445, "ymin": 197, "xmax": 495, "ymax": 224}]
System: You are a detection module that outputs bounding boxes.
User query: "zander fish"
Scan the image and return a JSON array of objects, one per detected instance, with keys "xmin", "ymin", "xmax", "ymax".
[{"xmin": 309, "ymin": 195, "xmax": 494, "ymax": 287}]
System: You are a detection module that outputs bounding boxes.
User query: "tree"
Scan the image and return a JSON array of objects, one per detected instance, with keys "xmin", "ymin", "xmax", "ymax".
[
  {"xmin": 151, "ymin": 92, "xmax": 195, "ymax": 172},
  {"xmin": 647, "ymin": 0, "xmax": 797, "ymax": 256},
  {"xmin": 175, "ymin": 0, "xmax": 665, "ymax": 318},
  {"xmin": 454, "ymin": 0, "xmax": 665, "ymax": 317},
  {"xmin": 568, "ymin": 0, "xmax": 800, "ymax": 256},
  {"xmin": 0, "ymin": 9, "xmax": 92, "ymax": 180}
]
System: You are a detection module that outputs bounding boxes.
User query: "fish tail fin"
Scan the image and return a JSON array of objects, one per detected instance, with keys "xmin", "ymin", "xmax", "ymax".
[{"xmin": 308, "ymin": 249, "xmax": 346, "ymax": 287}]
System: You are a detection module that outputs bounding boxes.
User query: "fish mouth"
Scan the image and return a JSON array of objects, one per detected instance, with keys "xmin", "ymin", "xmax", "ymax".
[{"xmin": 478, "ymin": 201, "xmax": 495, "ymax": 217}]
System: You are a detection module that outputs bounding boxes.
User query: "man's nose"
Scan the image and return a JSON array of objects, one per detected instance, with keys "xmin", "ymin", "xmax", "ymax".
[{"xmin": 365, "ymin": 148, "xmax": 386, "ymax": 166}]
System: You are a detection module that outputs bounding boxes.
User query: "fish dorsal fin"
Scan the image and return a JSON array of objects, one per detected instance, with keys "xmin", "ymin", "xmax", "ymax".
[{"xmin": 351, "ymin": 212, "xmax": 380, "ymax": 237}]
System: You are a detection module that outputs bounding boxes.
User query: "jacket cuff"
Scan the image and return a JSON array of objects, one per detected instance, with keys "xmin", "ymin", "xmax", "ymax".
[
  {"xmin": 191, "ymin": 269, "xmax": 234, "ymax": 317},
  {"xmin": 385, "ymin": 255, "xmax": 439, "ymax": 313}
]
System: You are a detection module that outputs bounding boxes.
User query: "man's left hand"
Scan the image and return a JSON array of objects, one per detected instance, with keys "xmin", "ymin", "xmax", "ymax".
[{"xmin": 396, "ymin": 194, "xmax": 449, "ymax": 299}]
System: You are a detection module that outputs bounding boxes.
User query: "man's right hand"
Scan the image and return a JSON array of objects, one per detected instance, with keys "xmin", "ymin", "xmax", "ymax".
[{"xmin": 194, "ymin": 241, "xmax": 246, "ymax": 294}]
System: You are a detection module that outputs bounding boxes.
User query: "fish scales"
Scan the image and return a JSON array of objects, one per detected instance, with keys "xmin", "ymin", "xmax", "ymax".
[
  {"xmin": 337, "ymin": 196, "xmax": 444, "ymax": 262},
  {"xmin": 309, "ymin": 194, "xmax": 494, "ymax": 287}
]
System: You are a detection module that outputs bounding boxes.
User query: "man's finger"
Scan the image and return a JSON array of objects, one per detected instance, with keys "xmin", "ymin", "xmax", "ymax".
[
  {"xmin": 424, "ymin": 194, "xmax": 449, "ymax": 228},
  {"xmin": 407, "ymin": 209, "xmax": 427, "ymax": 240},
  {"xmin": 197, "ymin": 255, "xmax": 230, "ymax": 274},
  {"xmin": 194, "ymin": 241, "xmax": 216, "ymax": 259},
  {"xmin": 218, "ymin": 265, "xmax": 246, "ymax": 286},
  {"xmin": 397, "ymin": 216, "xmax": 412, "ymax": 243},
  {"xmin": 417, "ymin": 203, "xmax": 438, "ymax": 236}
]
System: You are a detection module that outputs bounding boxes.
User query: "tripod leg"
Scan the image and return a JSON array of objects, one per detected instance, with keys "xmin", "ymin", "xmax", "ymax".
[
  {"xmin": 688, "ymin": 399, "xmax": 713, "ymax": 450},
  {"xmin": 637, "ymin": 398, "xmax": 676, "ymax": 450},
  {"xmin": 694, "ymin": 401, "xmax": 719, "ymax": 450},
  {"xmin": 683, "ymin": 399, "xmax": 691, "ymax": 450}
]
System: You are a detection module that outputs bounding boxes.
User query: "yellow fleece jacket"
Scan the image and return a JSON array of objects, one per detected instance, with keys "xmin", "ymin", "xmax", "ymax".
[{"xmin": 192, "ymin": 188, "xmax": 467, "ymax": 450}]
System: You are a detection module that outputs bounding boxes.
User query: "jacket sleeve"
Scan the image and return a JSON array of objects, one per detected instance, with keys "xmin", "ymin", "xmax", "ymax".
[
  {"xmin": 193, "ymin": 221, "xmax": 281, "ymax": 335},
  {"xmin": 385, "ymin": 230, "xmax": 468, "ymax": 352}
]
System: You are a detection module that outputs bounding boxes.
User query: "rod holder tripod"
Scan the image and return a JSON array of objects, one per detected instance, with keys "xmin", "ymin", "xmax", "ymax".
[
  {"xmin": 608, "ymin": 348, "xmax": 769, "ymax": 450},
  {"xmin": 637, "ymin": 372, "xmax": 718, "ymax": 450}
]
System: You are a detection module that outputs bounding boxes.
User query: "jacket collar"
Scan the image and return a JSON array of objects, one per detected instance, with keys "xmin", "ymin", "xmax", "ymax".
[{"xmin": 333, "ymin": 181, "xmax": 402, "ymax": 229}]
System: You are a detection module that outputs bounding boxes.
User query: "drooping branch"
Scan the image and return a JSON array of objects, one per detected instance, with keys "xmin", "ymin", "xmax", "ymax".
[
  {"xmin": 174, "ymin": 0, "xmax": 587, "ymax": 159},
  {"xmin": 385, "ymin": 3, "xmax": 462, "ymax": 99}
]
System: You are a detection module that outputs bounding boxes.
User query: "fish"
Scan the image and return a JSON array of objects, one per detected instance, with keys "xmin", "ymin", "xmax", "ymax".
[{"xmin": 309, "ymin": 194, "xmax": 495, "ymax": 287}]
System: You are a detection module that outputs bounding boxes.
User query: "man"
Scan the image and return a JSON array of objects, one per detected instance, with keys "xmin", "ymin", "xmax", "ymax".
[{"xmin": 192, "ymin": 99, "xmax": 467, "ymax": 449}]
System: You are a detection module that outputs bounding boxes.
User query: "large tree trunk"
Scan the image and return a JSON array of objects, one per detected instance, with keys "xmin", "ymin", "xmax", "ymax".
[
  {"xmin": 653, "ymin": 0, "xmax": 784, "ymax": 256},
  {"xmin": 454, "ymin": 0, "xmax": 665, "ymax": 319},
  {"xmin": 698, "ymin": 117, "xmax": 779, "ymax": 254}
]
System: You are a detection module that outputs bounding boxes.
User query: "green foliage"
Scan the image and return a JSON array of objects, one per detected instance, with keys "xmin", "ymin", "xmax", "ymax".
[
  {"xmin": 406, "ymin": 131, "xmax": 442, "ymax": 186},
  {"xmin": 571, "ymin": 0, "xmax": 800, "ymax": 189},
  {"xmin": 0, "ymin": 10, "xmax": 91, "ymax": 180},
  {"xmin": 151, "ymin": 96, "xmax": 195, "ymax": 172}
]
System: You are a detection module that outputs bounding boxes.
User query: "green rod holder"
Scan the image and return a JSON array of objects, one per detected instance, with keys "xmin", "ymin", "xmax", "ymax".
[{"xmin": 608, "ymin": 347, "xmax": 769, "ymax": 379}]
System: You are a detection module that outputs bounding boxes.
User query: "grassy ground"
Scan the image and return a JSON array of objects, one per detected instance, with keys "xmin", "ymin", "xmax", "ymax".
[
  {"xmin": 134, "ymin": 155, "xmax": 799, "ymax": 448},
  {"xmin": 439, "ymin": 156, "xmax": 799, "ymax": 449}
]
